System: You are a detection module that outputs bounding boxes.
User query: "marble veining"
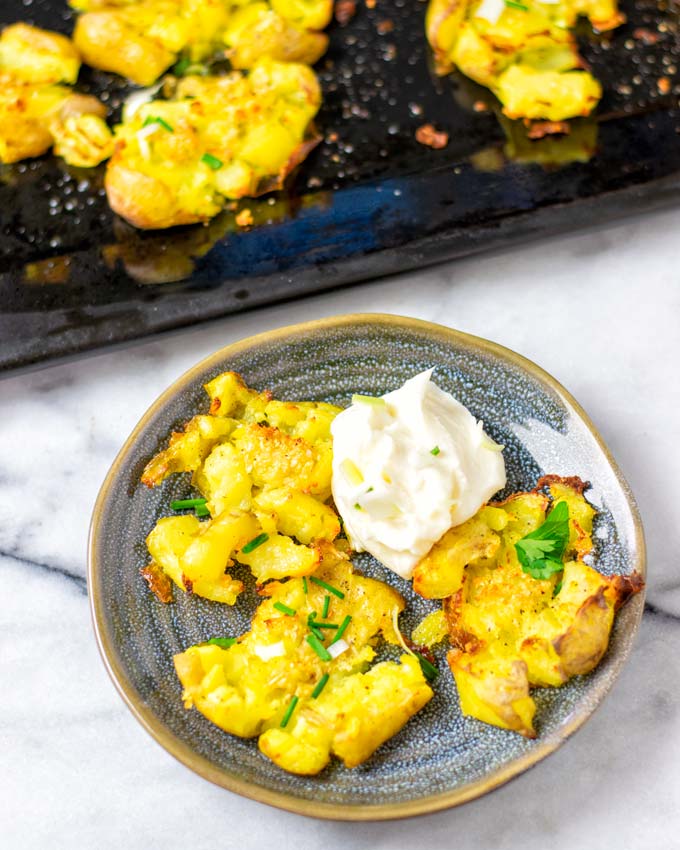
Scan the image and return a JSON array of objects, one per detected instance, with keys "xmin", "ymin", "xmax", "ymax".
[{"xmin": 1, "ymin": 205, "xmax": 680, "ymax": 848}]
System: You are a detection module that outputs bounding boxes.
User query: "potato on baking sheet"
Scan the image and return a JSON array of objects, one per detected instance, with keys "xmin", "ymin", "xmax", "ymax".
[
  {"xmin": 0, "ymin": 23, "xmax": 113, "ymax": 165},
  {"xmin": 105, "ymin": 58, "xmax": 321, "ymax": 228},
  {"xmin": 425, "ymin": 0, "xmax": 622, "ymax": 121},
  {"xmin": 175, "ymin": 556, "xmax": 433, "ymax": 775}
]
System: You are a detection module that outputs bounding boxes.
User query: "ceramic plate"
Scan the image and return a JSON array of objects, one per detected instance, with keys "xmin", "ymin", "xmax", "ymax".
[{"xmin": 88, "ymin": 314, "xmax": 646, "ymax": 820}]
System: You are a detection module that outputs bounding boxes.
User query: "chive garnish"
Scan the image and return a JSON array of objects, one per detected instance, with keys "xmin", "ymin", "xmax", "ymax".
[
  {"xmin": 311, "ymin": 673, "xmax": 329, "ymax": 699},
  {"xmin": 280, "ymin": 695, "xmax": 298, "ymax": 728},
  {"xmin": 430, "ymin": 446, "xmax": 441, "ymax": 456},
  {"xmin": 322, "ymin": 595, "xmax": 330, "ymax": 618},
  {"xmin": 505, "ymin": 0, "xmax": 529, "ymax": 9},
  {"xmin": 173, "ymin": 56, "xmax": 191, "ymax": 76},
  {"xmin": 306, "ymin": 633, "xmax": 332, "ymax": 661},
  {"xmin": 415, "ymin": 652, "xmax": 439, "ymax": 683},
  {"xmin": 553, "ymin": 578, "xmax": 563, "ymax": 597},
  {"xmin": 302, "ymin": 576, "xmax": 308, "ymax": 594},
  {"xmin": 307, "ymin": 612, "xmax": 324, "ymax": 641},
  {"xmin": 201, "ymin": 152, "xmax": 223, "ymax": 170},
  {"xmin": 354, "ymin": 503, "xmax": 362, "ymax": 510},
  {"xmin": 309, "ymin": 576, "xmax": 345, "ymax": 599},
  {"xmin": 330, "ymin": 615, "xmax": 351, "ymax": 645},
  {"xmin": 171, "ymin": 498, "xmax": 207, "ymax": 510},
  {"xmin": 143, "ymin": 115, "xmax": 173, "ymax": 132},
  {"xmin": 206, "ymin": 637, "xmax": 237, "ymax": 648},
  {"xmin": 314, "ymin": 622, "xmax": 339, "ymax": 629},
  {"xmin": 195, "ymin": 504, "xmax": 211, "ymax": 518},
  {"xmin": 241, "ymin": 533, "xmax": 269, "ymax": 554},
  {"xmin": 273, "ymin": 601, "xmax": 296, "ymax": 616}
]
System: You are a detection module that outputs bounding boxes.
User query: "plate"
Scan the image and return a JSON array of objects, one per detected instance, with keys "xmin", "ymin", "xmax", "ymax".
[
  {"xmin": 88, "ymin": 314, "xmax": 646, "ymax": 819},
  {"xmin": 3, "ymin": 0, "xmax": 680, "ymax": 374}
]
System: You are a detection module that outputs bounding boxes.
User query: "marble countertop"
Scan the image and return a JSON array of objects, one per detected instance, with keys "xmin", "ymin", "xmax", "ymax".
[{"xmin": 2, "ymin": 208, "xmax": 679, "ymax": 850}]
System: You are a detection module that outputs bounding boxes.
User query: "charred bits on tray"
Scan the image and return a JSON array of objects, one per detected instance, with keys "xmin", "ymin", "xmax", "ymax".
[{"xmin": 415, "ymin": 124, "xmax": 449, "ymax": 149}]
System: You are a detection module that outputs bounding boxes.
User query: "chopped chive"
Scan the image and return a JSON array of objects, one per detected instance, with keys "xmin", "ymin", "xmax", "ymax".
[
  {"xmin": 280, "ymin": 695, "xmax": 298, "ymax": 728},
  {"xmin": 306, "ymin": 632, "xmax": 332, "ymax": 661},
  {"xmin": 173, "ymin": 56, "xmax": 191, "ymax": 75},
  {"xmin": 354, "ymin": 503, "xmax": 362, "ymax": 510},
  {"xmin": 351, "ymin": 394, "xmax": 386, "ymax": 406},
  {"xmin": 430, "ymin": 446, "xmax": 441, "ymax": 456},
  {"xmin": 366, "ymin": 486, "xmax": 374, "ymax": 493},
  {"xmin": 241, "ymin": 533, "xmax": 269, "ymax": 554},
  {"xmin": 309, "ymin": 576, "xmax": 345, "ymax": 599},
  {"xmin": 143, "ymin": 115, "xmax": 173, "ymax": 132},
  {"xmin": 307, "ymin": 612, "xmax": 324, "ymax": 641},
  {"xmin": 330, "ymin": 615, "xmax": 351, "ymax": 645},
  {"xmin": 314, "ymin": 622, "xmax": 339, "ymax": 630},
  {"xmin": 553, "ymin": 578, "xmax": 563, "ymax": 597},
  {"xmin": 302, "ymin": 576, "xmax": 308, "ymax": 594},
  {"xmin": 195, "ymin": 504, "xmax": 211, "ymax": 517},
  {"xmin": 415, "ymin": 652, "xmax": 439, "ymax": 683},
  {"xmin": 504, "ymin": 0, "xmax": 529, "ymax": 9},
  {"xmin": 170, "ymin": 498, "xmax": 207, "ymax": 510},
  {"xmin": 206, "ymin": 637, "xmax": 237, "ymax": 648},
  {"xmin": 322, "ymin": 595, "xmax": 330, "ymax": 618},
  {"xmin": 201, "ymin": 152, "xmax": 223, "ymax": 170},
  {"xmin": 273, "ymin": 601, "xmax": 296, "ymax": 616},
  {"xmin": 311, "ymin": 673, "xmax": 329, "ymax": 699}
]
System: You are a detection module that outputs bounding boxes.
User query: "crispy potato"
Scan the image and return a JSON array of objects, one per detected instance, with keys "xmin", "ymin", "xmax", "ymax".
[
  {"xmin": 72, "ymin": 0, "xmax": 332, "ymax": 85},
  {"xmin": 425, "ymin": 0, "xmax": 621, "ymax": 120},
  {"xmin": 141, "ymin": 373, "xmax": 342, "ymax": 603},
  {"xmin": 175, "ymin": 558, "xmax": 432, "ymax": 774},
  {"xmin": 416, "ymin": 477, "xmax": 642, "ymax": 736},
  {"xmin": 0, "ymin": 24, "xmax": 113, "ymax": 165},
  {"xmin": 105, "ymin": 58, "xmax": 321, "ymax": 229}
]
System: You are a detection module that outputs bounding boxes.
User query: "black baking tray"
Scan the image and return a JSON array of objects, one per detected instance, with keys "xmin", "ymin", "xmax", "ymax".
[{"xmin": 2, "ymin": 0, "xmax": 680, "ymax": 374}]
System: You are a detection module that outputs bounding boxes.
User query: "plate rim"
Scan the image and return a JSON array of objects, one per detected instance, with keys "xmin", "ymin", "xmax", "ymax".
[{"xmin": 87, "ymin": 312, "xmax": 647, "ymax": 821}]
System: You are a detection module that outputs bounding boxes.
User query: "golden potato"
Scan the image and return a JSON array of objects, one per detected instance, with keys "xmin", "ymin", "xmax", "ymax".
[
  {"xmin": 175, "ymin": 558, "xmax": 432, "ymax": 774},
  {"xmin": 141, "ymin": 373, "xmax": 343, "ymax": 603},
  {"xmin": 425, "ymin": 0, "xmax": 621, "ymax": 120},
  {"xmin": 0, "ymin": 24, "xmax": 113, "ymax": 166},
  {"xmin": 415, "ymin": 477, "xmax": 642, "ymax": 736},
  {"xmin": 105, "ymin": 58, "xmax": 321, "ymax": 229}
]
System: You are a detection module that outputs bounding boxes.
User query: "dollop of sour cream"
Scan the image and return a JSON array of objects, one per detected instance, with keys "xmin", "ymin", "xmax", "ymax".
[{"xmin": 330, "ymin": 369, "xmax": 506, "ymax": 579}]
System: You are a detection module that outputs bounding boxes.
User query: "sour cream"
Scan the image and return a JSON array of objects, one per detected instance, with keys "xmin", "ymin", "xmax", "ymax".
[{"xmin": 330, "ymin": 369, "xmax": 506, "ymax": 579}]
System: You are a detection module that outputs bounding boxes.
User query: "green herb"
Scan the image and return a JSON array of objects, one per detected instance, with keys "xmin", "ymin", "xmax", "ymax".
[
  {"xmin": 206, "ymin": 637, "xmax": 237, "ymax": 648},
  {"xmin": 553, "ymin": 578, "xmax": 563, "ymax": 597},
  {"xmin": 280, "ymin": 695, "xmax": 298, "ymax": 728},
  {"xmin": 201, "ymin": 152, "xmax": 223, "ymax": 170},
  {"xmin": 241, "ymin": 532, "xmax": 269, "ymax": 554},
  {"xmin": 505, "ymin": 0, "xmax": 529, "ymax": 9},
  {"xmin": 354, "ymin": 503, "xmax": 362, "ymax": 510},
  {"xmin": 273, "ymin": 601, "xmax": 296, "ymax": 616},
  {"xmin": 143, "ymin": 115, "xmax": 173, "ymax": 132},
  {"xmin": 311, "ymin": 673, "xmax": 329, "ymax": 699},
  {"xmin": 309, "ymin": 576, "xmax": 345, "ymax": 599},
  {"xmin": 170, "ymin": 498, "xmax": 207, "ymax": 510},
  {"xmin": 322, "ymin": 595, "xmax": 330, "ymax": 618},
  {"xmin": 314, "ymin": 622, "xmax": 339, "ymax": 630},
  {"xmin": 366, "ymin": 486, "xmax": 374, "ymax": 493},
  {"xmin": 306, "ymin": 633, "xmax": 332, "ymax": 661},
  {"xmin": 351, "ymin": 394, "xmax": 386, "ymax": 406},
  {"xmin": 430, "ymin": 446, "xmax": 441, "ymax": 456},
  {"xmin": 302, "ymin": 577, "xmax": 308, "ymax": 594},
  {"xmin": 514, "ymin": 501, "xmax": 570, "ymax": 580},
  {"xmin": 307, "ymin": 612, "xmax": 324, "ymax": 641},
  {"xmin": 194, "ymin": 504, "xmax": 211, "ymax": 518},
  {"xmin": 172, "ymin": 56, "xmax": 192, "ymax": 76},
  {"xmin": 415, "ymin": 652, "xmax": 439, "ymax": 683},
  {"xmin": 330, "ymin": 615, "xmax": 351, "ymax": 645}
]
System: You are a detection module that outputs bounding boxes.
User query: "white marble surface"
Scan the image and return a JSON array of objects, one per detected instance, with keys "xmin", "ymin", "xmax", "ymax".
[{"xmin": 2, "ymin": 209, "xmax": 680, "ymax": 850}]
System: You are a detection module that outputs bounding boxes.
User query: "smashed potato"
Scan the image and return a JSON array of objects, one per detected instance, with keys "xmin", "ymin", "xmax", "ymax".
[
  {"xmin": 175, "ymin": 554, "xmax": 433, "ymax": 774},
  {"xmin": 0, "ymin": 23, "xmax": 113, "ymax": 166},
  {"xmin": 413, "ymin": 476, "xmax": 643, "ymax": 737},
  {"xmin": 426, "ymin": 0, "xmax": 623, "ymax": 120},
  {"xmin": 141, "ymin": 371, "xmax": 341, "ymax": 603},
  {"xmin": 72, "ymin": 0, "xmax": 332, "ymax": 86},
  {"xmin": 105, "ymin": 58, "xmax": 321, "ymax": 228}
]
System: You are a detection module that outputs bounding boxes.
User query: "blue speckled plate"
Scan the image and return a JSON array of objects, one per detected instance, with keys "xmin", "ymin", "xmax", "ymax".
[{"xmin": 88, "ymin": 314, "xmax": 646, "ymax": 820}]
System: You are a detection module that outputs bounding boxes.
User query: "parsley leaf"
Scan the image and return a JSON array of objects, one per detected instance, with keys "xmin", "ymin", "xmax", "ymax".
[{"xmin": 515, "ymin": 500, "xmax": 570, "ymax": 581}]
